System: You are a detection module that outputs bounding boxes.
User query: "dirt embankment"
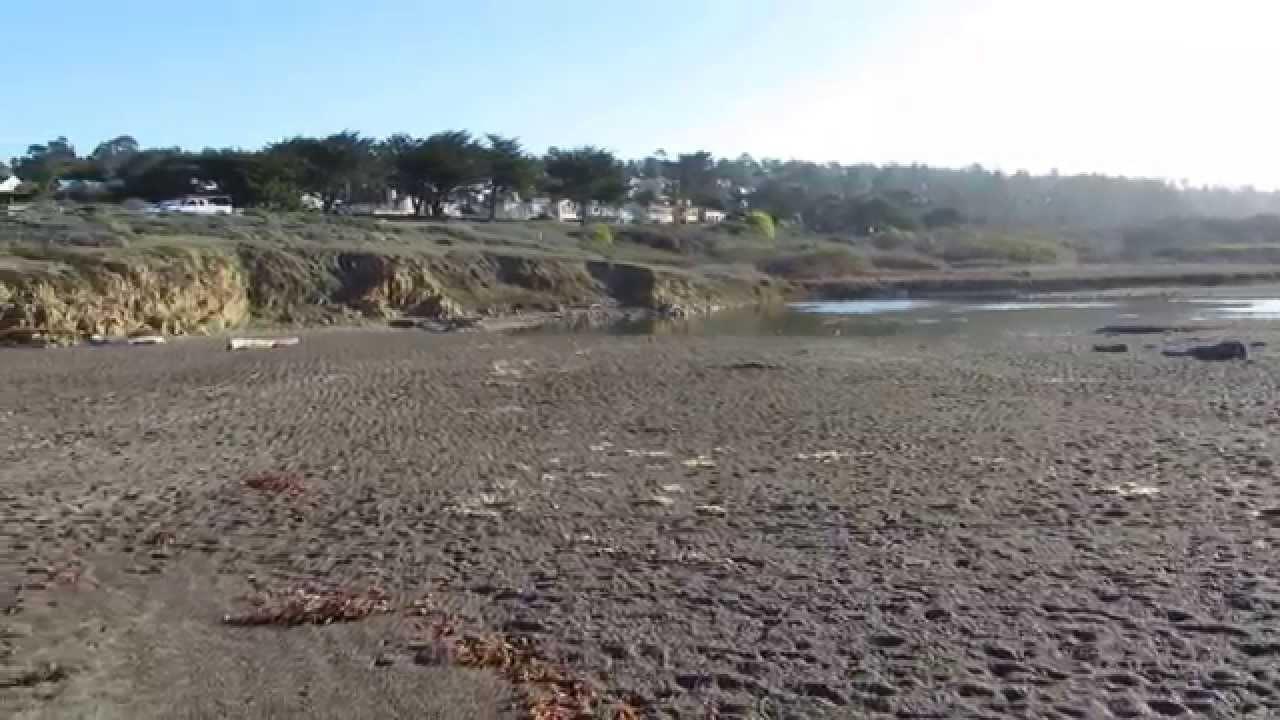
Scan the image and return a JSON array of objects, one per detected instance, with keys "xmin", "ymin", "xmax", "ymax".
[{"xmin": 0, "ymin": 245, "xmax": 777, "ymax": 343}]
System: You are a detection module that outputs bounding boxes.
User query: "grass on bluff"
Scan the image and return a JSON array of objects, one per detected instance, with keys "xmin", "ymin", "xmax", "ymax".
[{"xmin": 0, "ymin": 202, "xmax": 1087, "ymax": 287}]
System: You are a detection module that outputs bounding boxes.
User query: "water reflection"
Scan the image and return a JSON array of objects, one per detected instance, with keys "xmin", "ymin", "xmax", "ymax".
[
  {"xmin": 1216, "ymin": 299, "xmax": 1280, "ymax": 318},
  {"xmin": 555, "ymin": 289, "xmax": 1280, "ymax": 339},
  {"xmin": 970, "ymin": 301, "xmax": 1118, "ymax": 311},
  {"xmin": 789, "ymin": 299, "xmax": 932, "ymax": 315}
]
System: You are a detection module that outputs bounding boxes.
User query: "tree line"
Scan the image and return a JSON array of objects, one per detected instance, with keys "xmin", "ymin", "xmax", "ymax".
[
  {"xmin": 6, "ymin": 133, "xmax": 625, "ymax": 222},
  {"xmin": 8, "ymin": 132, "xmax": 1280, "ymax": 233}
]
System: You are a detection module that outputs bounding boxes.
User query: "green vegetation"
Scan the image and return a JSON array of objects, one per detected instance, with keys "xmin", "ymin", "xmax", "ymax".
[
  {"xmin": 484, "ymin": 135, "xmax": 538, "ymax": 220},
  {"xmin": 10, "ymin": 128, "xmax": 1280, "ymax": 341},
  {"xmin": 543, "ymin": 147, "xmax": 627, "ymax": 224},
  {"xmin": 383, "ymin": 131, "xmax": 487, "ymax": 218},
  {"xmin": 12, "ymin": 131, "xmax": 1280, "ymax": 254},
  {"xmin": 584, "ymin": 223, "xmax": 614, "ymax": 253},
  {"xmin": 931, "ymin": 229, "xmax": 1063, "ymax": 266},
  {"xmin": 745, "ymin": 210, "xmax": 776, "ymax": 241}
]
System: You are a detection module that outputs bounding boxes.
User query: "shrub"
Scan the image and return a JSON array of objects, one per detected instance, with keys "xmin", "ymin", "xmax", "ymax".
[
  {"xmin": 582, "ymin": 223, "xmax": 613, "ymax": 253},
  {"xmin": 760, "ymin": 248, "xmax": 869, "ymax": 279},
  {"xmin": 935, "ymin": 230, "xmax": 1060, "ymax": 265},
  {"xmin": 745, "ymin": 210, "xmax": 775, "ymax": 241},
  {"xmin": 581, "ymin": 222, "xmax": 614, "ymax": 253}
]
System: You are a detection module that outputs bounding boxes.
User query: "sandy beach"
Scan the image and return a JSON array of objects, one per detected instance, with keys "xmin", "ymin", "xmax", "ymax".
[{"xmin": 3, "ymin": 325, "xmax": 1280, "ymax": 718}]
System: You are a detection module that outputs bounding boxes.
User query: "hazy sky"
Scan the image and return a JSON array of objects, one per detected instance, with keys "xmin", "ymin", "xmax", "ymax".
[{"xmin": 5, "ymin": 0, "xmax": 1278, "ymax": 187}]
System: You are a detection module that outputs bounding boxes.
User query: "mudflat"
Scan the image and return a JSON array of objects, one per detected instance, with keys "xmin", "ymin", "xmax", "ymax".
[{"xmin": 3, "ymin": 326, "xmax": 1280, "ymax": 718}]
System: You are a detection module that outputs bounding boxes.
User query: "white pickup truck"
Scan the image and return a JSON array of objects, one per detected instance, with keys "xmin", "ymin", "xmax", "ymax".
[{"xmin": 151, "ymin": 196, "xmax": 235, "ymax": 216}]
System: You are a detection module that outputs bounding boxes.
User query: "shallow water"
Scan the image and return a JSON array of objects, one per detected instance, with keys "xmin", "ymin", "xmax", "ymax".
[{"xmin": 603, "ymin": 287, "xmax": 1280, "ymax": 339}]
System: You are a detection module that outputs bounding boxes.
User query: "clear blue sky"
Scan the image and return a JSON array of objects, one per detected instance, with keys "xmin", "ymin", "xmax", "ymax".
[{"xmin": 6, "ymin": 1, "xmax": 1279, "ymax": 187}]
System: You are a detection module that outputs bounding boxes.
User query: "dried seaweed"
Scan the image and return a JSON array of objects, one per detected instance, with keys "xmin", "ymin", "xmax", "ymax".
[
  {"xmin": 224, "ymin": 585, "xmax": 390, "ymax": 626},
  {"xmin": 407, "ymin": 598, "xmax": 639, "ymax": 720},
  {"xmin": 242, "ymin": 471, "xmax": 306, "ymax": 496}
]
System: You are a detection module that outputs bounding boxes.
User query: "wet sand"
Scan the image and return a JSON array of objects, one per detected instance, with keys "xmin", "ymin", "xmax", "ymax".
[{"xmin": 4, "ymin": 326, "xmax": 1280, "ymax": 718}]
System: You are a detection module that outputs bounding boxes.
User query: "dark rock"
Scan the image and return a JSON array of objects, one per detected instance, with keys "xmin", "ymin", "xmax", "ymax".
[
  {"xmin": 1093, "ymin": 343, "xmax": 1129, "ymax": 353},
  {"xmin": 859, "ymin": 693, "xmax": 893, "ymax": 713},
  {"xmin": 956, "ymin": 681, "xmax": 995, "ymax": 698},
  {"xmin": 1147, "ymin": 699, "xmax": 1188, "ymax": 716},
  {"xmin": 853, "ymin": 679, "xmax": 897, "ymax": 697},
  {"xmin": 1250, "ymin": 341, "xmax": 1267, "ymax": 348},
  {"xmin": 923, "ymin": 607, "xmax": 951, "ymax": 621},
  {"xmin": 1247, "ymin": 681, "xmax": 1275, "ymax": 697},
  {"xmin": 983, "ymin": 643, "xmax": 1018, "ymax": 660},
  {"xmin": 373, "ymin": 653, "xmax": 396, "ymax": 667},
  {"xmin": 1070, "ymin": 626, "xmax": 1100, "ymax": 642},
  {"xmin": 714, "ymin": 673, "xmax": 747, "ymax": 691},
  {"xmin": 1162, "ymin": 341, "xmax": 1249, "ymax": 362},
  {"xmin": 1182, "ymin": 689, "xmax": 1222, "ymax": 703},
  {"xmin": 1206, "ymin": 668, "xmax": 1242, "ymax": 687},
  {"xmin": 1098, "ymin": 325, "xmax": 1205, "ymax": 335},
  {"xmin": 800, "ymin": 681, "xmax": 849, "ymax": 705},
  {"xmin": 602, "ymin": 642, "xmax": 631, "ymax": 660},
  {"xmin": 724, "ymin": 361, "xmax": 782, "ymax": 370},
  {"xmin": 989, "ymin": 661, "xmax": 1033, "ymax": 678},
  {"xmin": 1174, "ymin": 622, "xmax": 1249, "ymax": 638},
  {"xmin": 1107, "ymin": 697, "xmax": 1146, "ymax": 718},
  {"xmin": 503, "ymin": 618, "xmax": 547, "ymax": 634},
  {"xmin": 1002, "ymin": 687, "xmax": 1027, "ymax": 702},
  {"xmin": 675, "ymin": 673, "xmax": 713, "ymax": 691},
  {"xmin": 870, "ymin": 634, "xmax": 906, "ymax": 649}
]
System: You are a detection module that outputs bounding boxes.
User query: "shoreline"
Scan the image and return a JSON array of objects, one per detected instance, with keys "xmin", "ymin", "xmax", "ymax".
[
  {"xmin": 800, "ymin": 264, "xmax": 1280, "ymax": 300},
  {"xmin": 8, "ymin": 263, "xmax": 1280, "ymax": 348}
]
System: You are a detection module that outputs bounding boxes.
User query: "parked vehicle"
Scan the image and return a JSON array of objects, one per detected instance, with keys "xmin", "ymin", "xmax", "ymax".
[{"xmin": 150, "ymin": 195, "xmax": 235, "ymax": 216}]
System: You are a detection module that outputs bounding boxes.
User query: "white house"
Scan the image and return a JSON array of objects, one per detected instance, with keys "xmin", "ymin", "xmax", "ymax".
[
  {"xmin": 628, "ymin": 176, "xmax": 672, "ymax": 201},
  {"xmin": 584, "ymin": 201, "xmax": 627, "ymax": 222},
  {"xmin": 701, "ymin": 208, "xmax": 727, "ymax": 224},
  {"xmin": 647, "ymin": 205, "xmax": 676, "ymax": 224},
  {"xmin": 549, "ymin": 199, "xmax": 579, "ymax": 222},
  {"xmin": 490, "ymin": 195, "xmax": 578, "ymax": 222},
  {"xmin": 0, "ymin": 175, "xmax": 35, "ymax": 215},
  {"xmin": 493, "ymin": 197, "xmax": 534, "ymax": 221},
  {"xmin": 342, "ymin": 188, "xmax": 415, "ymax": 216}
]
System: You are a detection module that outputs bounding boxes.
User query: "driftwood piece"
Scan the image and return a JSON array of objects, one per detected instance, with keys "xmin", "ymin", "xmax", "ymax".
[{"xmin": 228, "ymin": 337, "xmax": 300, "ymax": 351}]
